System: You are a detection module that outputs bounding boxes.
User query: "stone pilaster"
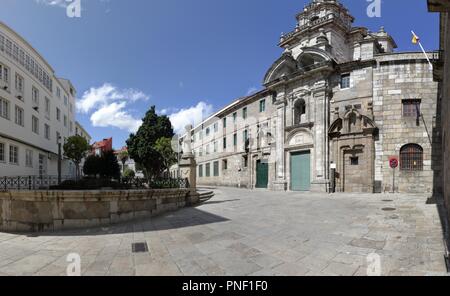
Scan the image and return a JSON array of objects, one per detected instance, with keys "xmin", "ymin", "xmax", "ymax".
[
  {"xmin": 310, "ymin": 81, "xmax": 329, "ymax": 192},
  {"xmin": 273, "ymin": 99, "xmax": 288, "ymax": 191}
]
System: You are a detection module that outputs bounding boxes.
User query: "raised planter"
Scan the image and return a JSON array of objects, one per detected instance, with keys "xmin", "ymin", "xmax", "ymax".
[{"xmin": 0, "ymin": 189, "xmax": 200, "ymax": 233}]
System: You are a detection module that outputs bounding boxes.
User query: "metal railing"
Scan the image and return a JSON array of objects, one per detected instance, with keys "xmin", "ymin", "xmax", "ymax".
[
  {"xmin": 0, "ymin": 175, "xmax": 189, "ymax": 191},
  {"xmin": 0, "ymin": 176, "xmax": 75, "ymax": 191},
  {"xmin": 122, "ymin": 177, "xmax": 190, "ymax": 190}
]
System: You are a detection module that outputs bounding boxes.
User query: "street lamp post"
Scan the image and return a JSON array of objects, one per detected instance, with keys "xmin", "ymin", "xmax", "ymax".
[
  {"xmin": 177, "ymin": 135, "xmax": 182, "ymax": 179},
  {"xmin": 57, "ymin": 136, "xmax": 62, "ymax": 185}
]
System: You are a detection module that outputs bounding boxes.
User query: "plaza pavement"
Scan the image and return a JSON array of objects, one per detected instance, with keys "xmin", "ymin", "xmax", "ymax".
[{"xmin": 0, "ymin": 187, "xmax": 448, "ymax": 276}]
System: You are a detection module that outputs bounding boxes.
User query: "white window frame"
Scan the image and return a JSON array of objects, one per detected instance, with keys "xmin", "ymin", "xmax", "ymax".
[
  {"xmin": 0, "ymin": 97, "xmax": 10, "ymax": 119},
  {"xmin": 25, "ymin": 149, "xmax": 33, "ymax": 167},
  {"xmin": 15, "ymin": 73, "xmax": 24, "ymax": 93},
  {"xmin": 0, "ymin": 63, "xmax": 9, "ymax": 84},
  {"xmin": 45, "ymin": 97, "xmax": 50, "ymax": 118},
  {"xmin": 32, "ymin": 86, "xmax": 39, "ymax": 106},
  {"xmin": 9, "ymin": 145, "xmax": 18, "ymax": 165},
  {"xmin": 15, "ymin": 105, "xmax": 24, "ymax": 126},
  {"xmin": 0, "ymin": 142, "xmax": 5, "ymax": 162},
  {"xmin": 44, "ymin": 124, "xmax": 50, "ymax": 140},
  {"xmin": 340, "ymin": 73, "xmax": 351, "ymax": 89},
  {"xmin": 32, "ymin": 115, "xmax": 39, "ymax": 134}
]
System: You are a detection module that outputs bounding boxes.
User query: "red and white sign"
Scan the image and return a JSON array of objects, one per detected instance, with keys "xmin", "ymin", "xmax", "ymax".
[{"xmin": 389, "ymin": 157, "xmax": 399, "ymax": 169}]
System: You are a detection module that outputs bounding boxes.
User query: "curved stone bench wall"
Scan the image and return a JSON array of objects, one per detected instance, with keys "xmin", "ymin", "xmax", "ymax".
[{"xmin": 0, "ymin": 189, "xmax": 200, "ymax": 233}]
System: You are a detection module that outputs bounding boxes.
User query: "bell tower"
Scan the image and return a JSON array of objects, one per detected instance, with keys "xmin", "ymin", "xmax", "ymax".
[{"xmin": 279, "ymin": 0, "xmax": 356, "ymax": 63}]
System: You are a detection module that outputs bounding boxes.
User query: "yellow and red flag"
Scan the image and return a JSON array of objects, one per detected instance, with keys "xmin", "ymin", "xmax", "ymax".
[{"xmin": 412, "ymin": 31, "xmax": 420, "ymax": 44}]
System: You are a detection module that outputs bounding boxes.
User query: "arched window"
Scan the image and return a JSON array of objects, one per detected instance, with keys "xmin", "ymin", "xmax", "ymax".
[
  {"xmin": 400, "ymin": 144, "xmax": 423, "ymax": 171},
  {"xmin": 294, "ymin": 99, "xmax": 306, "ymax": 125}
]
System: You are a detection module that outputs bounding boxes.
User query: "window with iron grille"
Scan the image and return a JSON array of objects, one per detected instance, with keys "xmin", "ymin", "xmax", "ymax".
[
  {"xmin": 402, "ymin": 99, "xmax": 421, "ymax": 118},
  {"xmin": 400, "ymin": 144, "xmax": 423, "ymax": 171}
]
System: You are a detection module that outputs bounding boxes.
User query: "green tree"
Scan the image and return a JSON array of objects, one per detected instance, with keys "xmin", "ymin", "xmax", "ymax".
[
  {"xmin": 126, "ymin": 106, "xmax": 174, "ymax": 179},
  {"xmin": 117, "ymin": 150, "xmax": 129, "ymax": 173},
  {"xmin": 155, "ymin": 137, "xmax": 177, "ymax": 174},
  {"xmin": 63, "ymin": 135, "xmax": 91, "ymax": 180},
  {"xmin": 83, "ymin": 155, "xmax": 101, "ymax": 177},
  {"xmin": 99, "ymin": 150, "xmax": 121, "ymax": 179}
]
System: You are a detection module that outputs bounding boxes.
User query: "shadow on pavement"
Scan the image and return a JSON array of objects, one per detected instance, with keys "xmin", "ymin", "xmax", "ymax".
[
  {"xmin": 427, "ymin": 195, "xmax": 450, "ymax": 273},
  {"xmin": 198, "ymin": 199, "xmax": 240, "ymax": 206},
  {"xmin": 24, "ymin": 207, "xmax": 229, "ymax": 238}
]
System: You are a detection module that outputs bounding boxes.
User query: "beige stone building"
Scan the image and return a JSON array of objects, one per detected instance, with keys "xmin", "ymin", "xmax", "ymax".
[{"xmin": 180, "ymin": 0, "xmax": 442, "ymax": 194}]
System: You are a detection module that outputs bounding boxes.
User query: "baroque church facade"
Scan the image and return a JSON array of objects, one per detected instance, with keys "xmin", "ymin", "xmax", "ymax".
[{"xmin": 180, "ymin": 0, "xmax": 442, "ymax": 194}]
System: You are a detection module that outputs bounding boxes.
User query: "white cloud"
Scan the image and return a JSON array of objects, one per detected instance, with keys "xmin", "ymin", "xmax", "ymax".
[
  {"xmin": 34, "ymin": 0, "xmax": 68, "ymax": 8},
  {"xmin": 77, "ymin": 83, "xmax": 149, "ymax": 114},
  {"xmin": 77, "ymin": 83, "xmax": 149, "ymax": 133},
  {"xmin": 168, "ymin": 102, "xmax": 214, "ymax": 135},
  {"xmin": 246, "ymin": 87, "xmax": 258, "ymax": 96},
  {"xmin": 34, "ymin": 0, "xmax": 112, "ymax": 9},
  {"xmin": 90, "ymin": 102, "xmax": 142, "ymax": 133}
]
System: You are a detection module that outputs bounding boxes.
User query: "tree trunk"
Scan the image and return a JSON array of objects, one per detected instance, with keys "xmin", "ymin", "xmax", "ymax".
[{"xmin": 75, "ymin": 163, "xmax": 80, "ymax": 181}]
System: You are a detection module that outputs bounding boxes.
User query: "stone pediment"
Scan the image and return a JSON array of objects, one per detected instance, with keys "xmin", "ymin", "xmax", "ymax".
[
  {"xmin": 286, "ymin": 128, "xmax": 314, "ymax": 147},
  {"xmin": 263, "ymin": 52, "xmax": 297, "ymax": 85},
  {"xmin": 329, "ymin": 111, "xmax": 378, "ymax": 138}
]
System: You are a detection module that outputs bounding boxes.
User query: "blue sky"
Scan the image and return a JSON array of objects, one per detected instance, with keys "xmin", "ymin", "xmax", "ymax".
[{"xmin": 0, "ymin": 0, "xmax": 439, "ymax": 149}]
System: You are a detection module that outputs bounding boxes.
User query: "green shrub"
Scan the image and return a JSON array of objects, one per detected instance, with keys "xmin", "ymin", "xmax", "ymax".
[{"xmin": 123, "ymin": 168, "xmax": 135, "ymax": 179}]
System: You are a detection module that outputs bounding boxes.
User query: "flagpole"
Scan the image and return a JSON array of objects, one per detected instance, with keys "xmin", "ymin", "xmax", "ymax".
[{"xmin": 411, "ymin": 30, "xmax": 433, "ymax": 70}]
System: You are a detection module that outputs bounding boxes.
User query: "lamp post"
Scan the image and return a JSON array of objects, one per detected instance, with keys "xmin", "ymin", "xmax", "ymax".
[
  {"xmin": 57, "ymin": 135, "xmax": 62, "ymax": 185},
  {"xmin": 177, "ymin": 135, "xmax": 182, "ymax": 179}
]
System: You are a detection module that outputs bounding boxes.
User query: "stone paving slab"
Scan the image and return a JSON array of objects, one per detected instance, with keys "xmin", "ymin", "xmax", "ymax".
[{"xmin": 0, "ymin": 187, "xmax": 448, "ymax": 276}]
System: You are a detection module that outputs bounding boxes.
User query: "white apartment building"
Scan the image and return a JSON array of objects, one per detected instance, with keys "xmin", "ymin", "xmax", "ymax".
[{"xmin": 0, "ymin": 21, "xmax": 89, "ymax": 178}]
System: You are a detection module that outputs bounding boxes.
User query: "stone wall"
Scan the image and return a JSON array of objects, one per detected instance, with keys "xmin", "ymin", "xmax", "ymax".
[
  {"xmin": 441, "ymin": 12, "xmax": 450, "ymax": 223},
  {"xmin": 373, "ymin": 53, "xmax": 440, "ymax": 193},
  {"xmin": 0, "ymin": 189, "xmax": 198, "ymax": 233}
]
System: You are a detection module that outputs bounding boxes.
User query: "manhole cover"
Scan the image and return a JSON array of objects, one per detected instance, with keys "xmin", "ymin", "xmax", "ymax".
[
  {"xmin": 382, "ymin": 207, "xmax": 397, "ymax": 212},
  {"xmin": 132, "ymin": 242, "xmax": 149, "ymax": 253}
]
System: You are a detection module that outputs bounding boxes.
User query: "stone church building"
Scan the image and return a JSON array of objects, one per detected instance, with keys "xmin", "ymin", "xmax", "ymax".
[{"xmin": 180, "ymin": 0, "xmax": 442, "ymax": 194}]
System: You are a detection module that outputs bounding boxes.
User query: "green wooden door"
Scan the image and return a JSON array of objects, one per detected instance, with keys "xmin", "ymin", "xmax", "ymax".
[
  {"xmin": 290, "ymin": 151, "xmax": 311, "ymax": 191},
  {"xmin": 256, "ymin": 160, "xmax": 269, "ymax": 189}
]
